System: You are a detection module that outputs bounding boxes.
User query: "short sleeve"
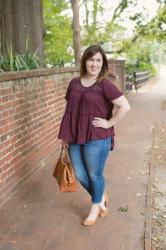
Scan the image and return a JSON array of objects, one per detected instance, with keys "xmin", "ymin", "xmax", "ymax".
[
  {"xmin": 101, "ymin": 79, "xmax": 123, "ymax": 102},
  {"xmin": 65, "ymin": 80, "xmax": 72, "ymax": 100}
]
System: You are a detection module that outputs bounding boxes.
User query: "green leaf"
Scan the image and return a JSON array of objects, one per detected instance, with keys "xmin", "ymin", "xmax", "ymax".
[{"xmin": 118, "ymin": 206, "xmax": 129, "ymax": 212}]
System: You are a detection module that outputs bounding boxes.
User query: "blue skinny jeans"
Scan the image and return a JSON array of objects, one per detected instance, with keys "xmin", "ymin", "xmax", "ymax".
[{"xmin": 68, "ymin": 137, "xmax": 112, "ymax": 203}]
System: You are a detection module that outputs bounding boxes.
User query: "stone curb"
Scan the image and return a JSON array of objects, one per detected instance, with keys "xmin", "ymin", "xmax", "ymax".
[{"xmin": 144, "ymin": 126, "xmax": 156, "ymax": 250}]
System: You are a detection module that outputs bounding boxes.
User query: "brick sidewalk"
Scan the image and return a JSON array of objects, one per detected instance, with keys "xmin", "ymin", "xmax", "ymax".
[{"xmin": 0, "ymin": 69, "xmax": 166, "ymax": 250}]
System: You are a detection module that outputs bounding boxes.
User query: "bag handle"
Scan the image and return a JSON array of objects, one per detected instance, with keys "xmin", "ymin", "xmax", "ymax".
[{"xmin": 60, "ymin": 147, "xmax": 70, "ymax": 164}]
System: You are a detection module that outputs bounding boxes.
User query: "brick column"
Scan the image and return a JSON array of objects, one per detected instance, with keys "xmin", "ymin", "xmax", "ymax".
[{"xmin": 108, "ymin": 59, "xmax": 125, "ymax": 93}]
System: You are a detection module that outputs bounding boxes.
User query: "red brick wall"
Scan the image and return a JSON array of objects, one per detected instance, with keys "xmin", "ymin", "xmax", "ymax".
[
  {"xmin": 0, "ymin": 61, "xmax": 124, "ymax": 207},
  {"xmin": 0, "ymin": 67, "xmax": 79, "ymax": 206},
  {"xmin": 108, "ymin": 59, "xmax": 125, "ymax": 92}
]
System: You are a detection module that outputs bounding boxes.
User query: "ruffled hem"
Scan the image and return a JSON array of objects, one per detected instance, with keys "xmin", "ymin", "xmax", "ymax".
[{"xmin": 58, "ymin": 113, "xmax": 115, "ymax": 150}]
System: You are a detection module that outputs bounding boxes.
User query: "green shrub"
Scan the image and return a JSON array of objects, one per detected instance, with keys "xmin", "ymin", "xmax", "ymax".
[
  {"xmin": 139, "ymin": 61, "xmax": 151, "ymax": 71},
  {"xmin": 0, "ymin": 44, "xmax": 40, "ymax": 72},
  {"xmin": 125, "ymin": 61, "xmax": 137, "ymax": 74},
  {"xmin": 125, "ymin": 60, "xmax": 158, "ymax": 76},
  {"xmin": 149, "ymin": 64, "xmax": 158, "ymax": 76}
]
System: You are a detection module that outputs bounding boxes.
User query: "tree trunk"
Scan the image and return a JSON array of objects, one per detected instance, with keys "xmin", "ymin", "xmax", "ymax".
[
  {"xmin": 92, "ymin": 0, "xmax": 98, "ymax": 28},
  {"xmin": 0, "ymin": 0, "xmax": 44, "ymax": 61},
  {"xmin": 84, "ymin": 0, "xmax": 89, "ymax": 32},
  {"xmin": 71, "ymin": 0, "xmax": 81, "ymax": 65}
]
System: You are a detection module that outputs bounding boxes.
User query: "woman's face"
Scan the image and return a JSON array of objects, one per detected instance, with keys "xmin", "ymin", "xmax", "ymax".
[{"xmin": 85, "ymin": 52, "xmax": 103, "ymax": 78}]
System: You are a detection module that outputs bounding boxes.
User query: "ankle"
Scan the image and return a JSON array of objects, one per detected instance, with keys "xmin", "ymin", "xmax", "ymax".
[
  {"xmin": 90, "ymin": 203, "xmax": 100, "ymax": 213},
  {"xmin": 99, "ymin": 202, "xmax": 106, "ymax": 211},
  {"xmin": 98, "ymin": 194, "xmax": 107, "ymax": 211},
  {"xmin": 86, "ymin": 203, "xmax": 100, "ymax": 218}
]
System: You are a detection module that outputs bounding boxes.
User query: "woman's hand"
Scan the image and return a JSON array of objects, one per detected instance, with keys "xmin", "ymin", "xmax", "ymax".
[
  {"xmin": 92, "ymin": 96, "xmax": 131, "ymax": 129},
  {"xmin": 92, "ymin": 117, "xmax": 112, "ymax": 129},
  {"xmin": 61, "ymin": 140, "xmax": 69, "ymax": 149}
]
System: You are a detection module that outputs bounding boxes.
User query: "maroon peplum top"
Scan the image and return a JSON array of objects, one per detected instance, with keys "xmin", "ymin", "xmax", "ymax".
[{"xmin": 58, "ymin": 77, "xmax": 123, "ymax": 150}]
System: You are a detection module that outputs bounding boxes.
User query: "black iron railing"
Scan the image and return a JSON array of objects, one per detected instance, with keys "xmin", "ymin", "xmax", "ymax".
[{"xmin": 125, "ymin": 71, "xmax": 150, "ymax": 92}]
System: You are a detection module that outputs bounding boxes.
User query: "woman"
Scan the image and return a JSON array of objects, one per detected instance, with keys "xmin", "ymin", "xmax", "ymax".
[{"xmin": 58, "ymin": 45, "xmax": 130, "ymax": 226}]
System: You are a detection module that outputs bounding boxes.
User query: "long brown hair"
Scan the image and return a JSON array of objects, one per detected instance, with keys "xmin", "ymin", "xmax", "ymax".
[{"xmin": 80, "ymin": 45, "xmax": 108, "ymax": 81}]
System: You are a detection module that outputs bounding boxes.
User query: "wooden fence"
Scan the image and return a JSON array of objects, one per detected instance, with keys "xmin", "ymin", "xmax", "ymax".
[{"xmin": 125, "ymin": 71, "xmax": 151, "ymax": 92}]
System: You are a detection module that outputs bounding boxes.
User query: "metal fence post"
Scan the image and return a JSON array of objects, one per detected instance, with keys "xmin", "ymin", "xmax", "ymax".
[{"xmin": 133, "ymin": 71, "xmax": 137, "ymax": 92}]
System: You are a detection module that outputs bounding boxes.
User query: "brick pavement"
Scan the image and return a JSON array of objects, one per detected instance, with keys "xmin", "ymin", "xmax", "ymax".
[{"xmin": 0, "ymin": 68, "xmax": 166, "ymax": 250}]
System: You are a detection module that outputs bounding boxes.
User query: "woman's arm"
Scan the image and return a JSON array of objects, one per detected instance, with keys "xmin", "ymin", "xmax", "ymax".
[
  {"xmin": 61, "ymin": 100, "xmax": 69, "ymax": 148},
  {"xmin": 92, "ymin": 95, "xmax": 131, "ymax": 129}
]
